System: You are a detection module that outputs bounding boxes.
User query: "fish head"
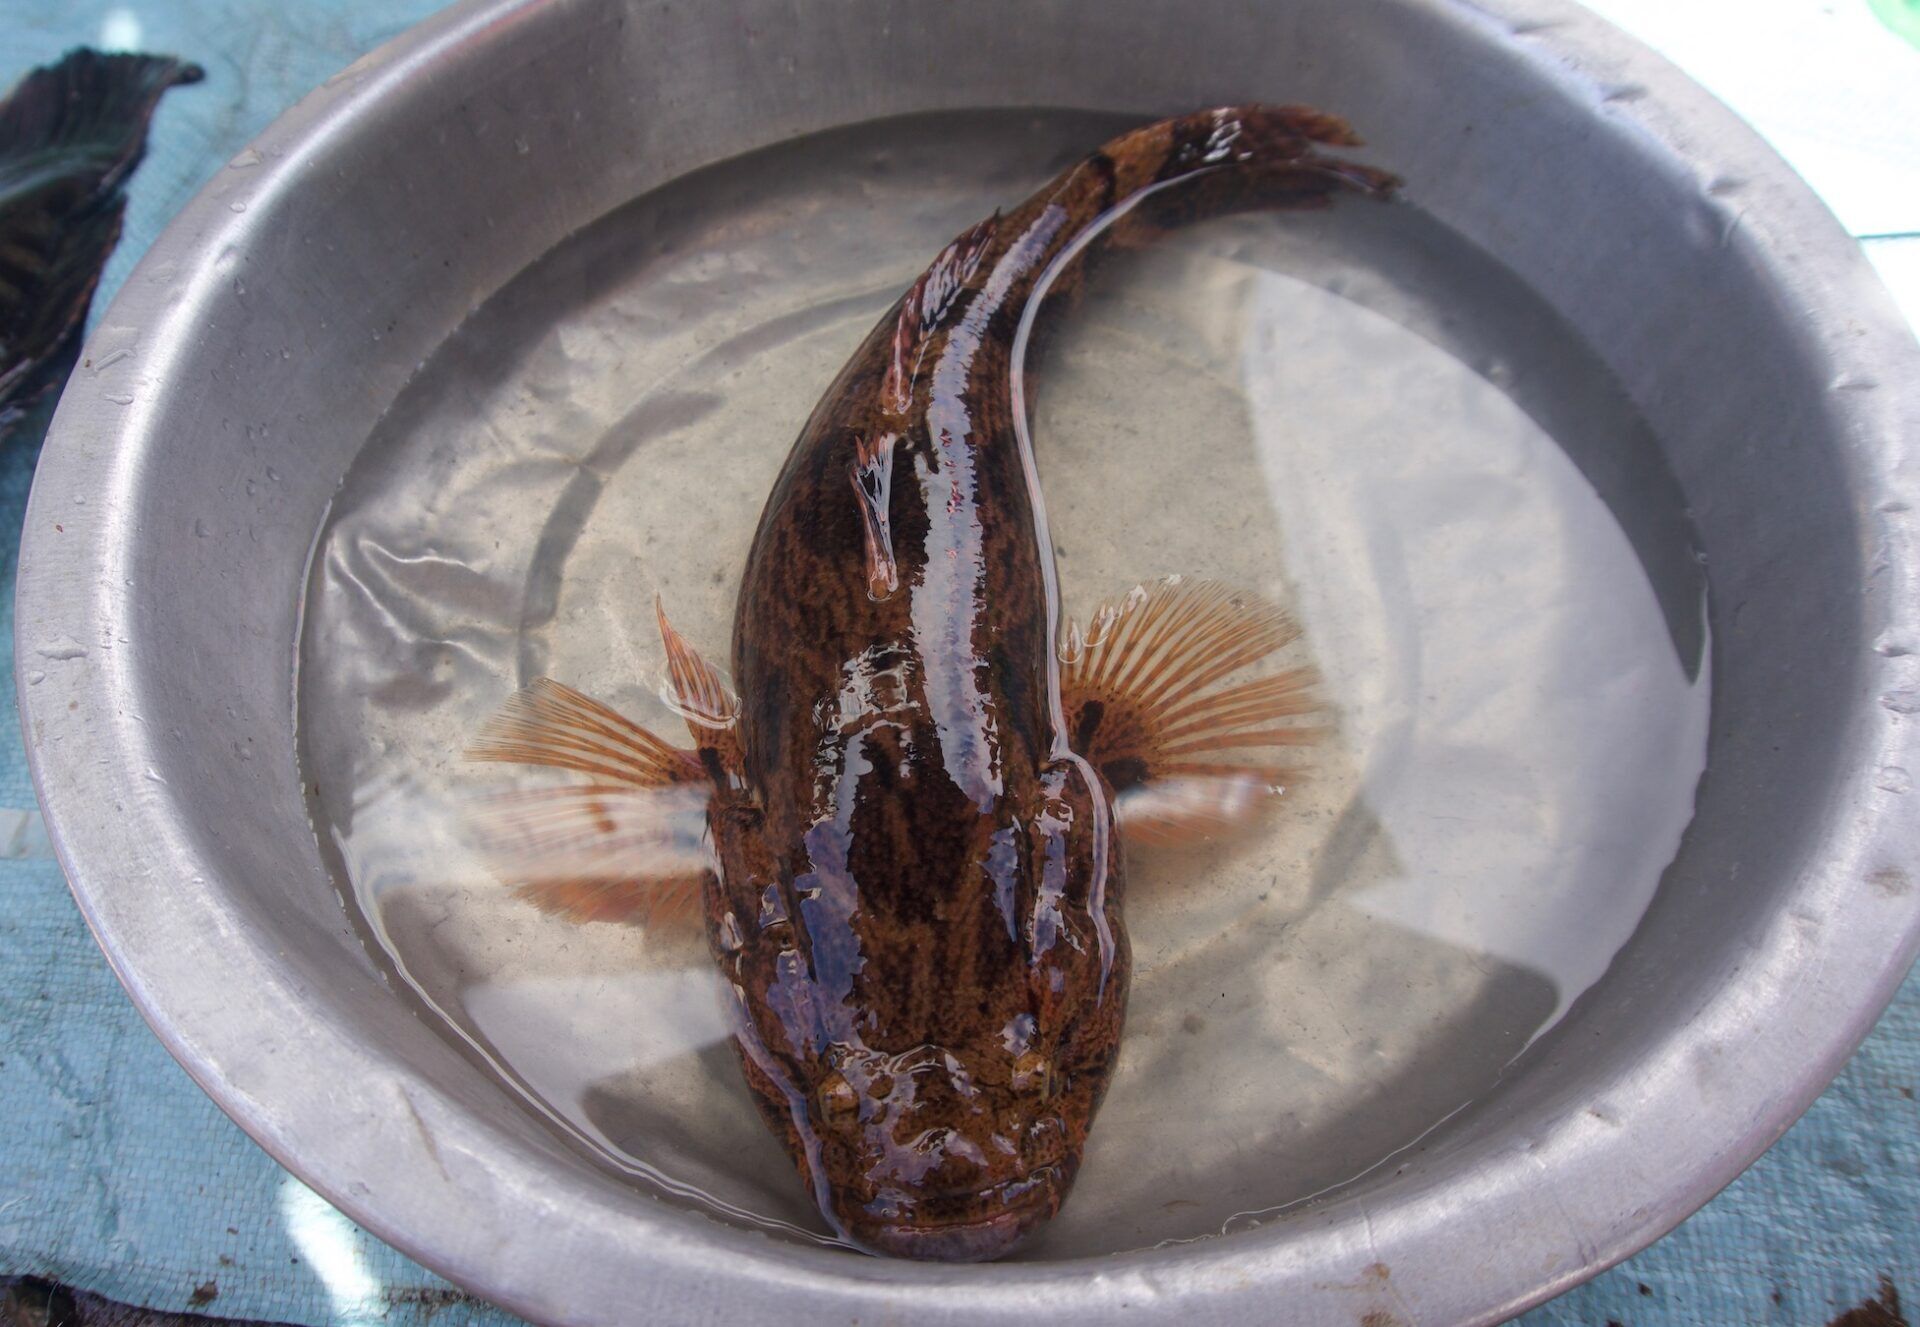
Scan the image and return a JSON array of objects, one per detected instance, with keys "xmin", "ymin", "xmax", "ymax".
[
  {"xmin": 799, "ymin": 1036, "xmax": 1075, "ymax": 1261},
  {"xmin": 714, "ymin": 761, "xmax": 1129, "ymax": 1260}
]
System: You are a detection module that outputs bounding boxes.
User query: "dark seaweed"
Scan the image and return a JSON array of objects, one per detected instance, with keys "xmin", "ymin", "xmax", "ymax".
[
  {"xmin": 1, "ymin": 1276, "xmax": 293, "ymax": 1327},
  {"xmin": 0, "ymin": 49, "xmax": 203, "ymax": 443}
]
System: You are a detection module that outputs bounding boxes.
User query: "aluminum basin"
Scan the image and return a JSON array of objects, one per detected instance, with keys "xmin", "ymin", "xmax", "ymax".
[{"xmin": 17, "ymin": 0, "xmax": 1920, "ymax": 1322}]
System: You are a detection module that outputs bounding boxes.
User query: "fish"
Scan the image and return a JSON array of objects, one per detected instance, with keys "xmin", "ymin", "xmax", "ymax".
[{"xmin": 468, "ymin": 105, "xmax": 1396, "ymax": 1261}]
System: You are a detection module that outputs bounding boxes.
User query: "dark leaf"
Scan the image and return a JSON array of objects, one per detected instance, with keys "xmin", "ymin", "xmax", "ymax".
[
  {"xmin": 2, "ymin": 1276, "xmax": 299, "ymax": 1327},
  {"xmin": 0, "ymin": 48, "xmax": 204, "ymax": 440}
]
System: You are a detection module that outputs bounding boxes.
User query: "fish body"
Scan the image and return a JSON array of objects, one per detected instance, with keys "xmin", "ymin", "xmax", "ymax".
[{"xmin": 472, "ymin": 106, "xmax": 1393, "ymax": 1259}]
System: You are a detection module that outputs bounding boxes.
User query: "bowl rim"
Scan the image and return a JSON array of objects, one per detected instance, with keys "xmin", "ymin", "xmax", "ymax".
[{"xmin": 18, "ymin": 0, "xmax": 1920, "ymax": 1322}]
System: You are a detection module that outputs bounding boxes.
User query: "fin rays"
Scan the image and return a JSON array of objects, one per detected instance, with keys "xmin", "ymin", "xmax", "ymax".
[
  {"xmin": 654, "ymin": 596, "xmax": 739, "ymax": 737},
  {"xmin": 467, "ymin": 677, "xmax": 702, "ymax": 786},
  {"xmin": 1061, "ymin": 577, "xmax": 1323, "ymax": 847},
  {"xmin": 464, "ymin": 602, "xmax": 744, "ymax": 927},
  {"xmin": 467, "ymin": 781, "xmax": 713, "ymax": 928}
]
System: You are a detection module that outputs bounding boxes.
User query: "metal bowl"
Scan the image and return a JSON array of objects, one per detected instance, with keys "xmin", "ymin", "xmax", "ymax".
[{"xmin": 18, "ymin": 0, "xmax": 1920, "ymax": 1322}]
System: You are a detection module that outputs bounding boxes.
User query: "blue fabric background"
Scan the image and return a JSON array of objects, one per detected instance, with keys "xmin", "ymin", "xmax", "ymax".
[{"xmin": 1, "ymin": 2, "xmax": 1914, "ymax": 1322}]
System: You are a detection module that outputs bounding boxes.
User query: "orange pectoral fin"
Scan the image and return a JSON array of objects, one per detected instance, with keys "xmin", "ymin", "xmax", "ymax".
[
  {"xmin": 1059, "ymin": 577, "xmax": 1325, "ymax": 848},
  {"xmin": 466, "ymin": 676, "xmax": 719, "ymax": 928},
  {"xmin": 466, "ymin": 780, "xmax": 714, "ymax": 927},
  {"xmin": 467, "ymin": 676, "xmax": 706, "ymax": 786}
]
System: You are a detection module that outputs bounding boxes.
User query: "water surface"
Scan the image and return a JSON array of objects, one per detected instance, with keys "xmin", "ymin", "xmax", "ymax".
[{"xmin": 297, "ymin": 108, "xmax": 1709, "ymax": 1257}]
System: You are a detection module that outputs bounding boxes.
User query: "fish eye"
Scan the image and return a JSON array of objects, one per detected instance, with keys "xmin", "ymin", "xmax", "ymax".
[
  {"xmin": 1010, "ymin": 1049, "xmax": 1054, "ymax": 1100},
  {"xmin": 817, "ymin": 1071, "xmax": 859, "ymax": 1122}
]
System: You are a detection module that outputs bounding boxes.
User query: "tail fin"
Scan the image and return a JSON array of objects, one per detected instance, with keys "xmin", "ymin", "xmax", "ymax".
[{"xmin": 884, "ymin": 104, "xmax": 1396, "ymax": 399}]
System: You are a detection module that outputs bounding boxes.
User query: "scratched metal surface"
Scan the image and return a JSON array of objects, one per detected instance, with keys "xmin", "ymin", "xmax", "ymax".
[{"xmin": 0, "ymin": 0, "xmax": 1913, "ymax": 1323}]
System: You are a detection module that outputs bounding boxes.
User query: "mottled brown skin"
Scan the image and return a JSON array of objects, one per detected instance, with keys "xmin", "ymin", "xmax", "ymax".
[{"xmin": 647, "ymin": 106, "xmax": 1397, "ymax": 1260}]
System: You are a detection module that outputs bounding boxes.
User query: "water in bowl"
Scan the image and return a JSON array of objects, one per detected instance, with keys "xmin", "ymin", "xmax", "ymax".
[{"xmin": 295, "ymin": 108, "xmax": 1709, "ymax": 1257}]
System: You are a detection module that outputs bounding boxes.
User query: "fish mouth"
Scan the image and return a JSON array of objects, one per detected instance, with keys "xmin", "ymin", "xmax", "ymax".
[{"xmin": 849, "ymin": 1167, "xmax": 1061, "ymax": 1262}]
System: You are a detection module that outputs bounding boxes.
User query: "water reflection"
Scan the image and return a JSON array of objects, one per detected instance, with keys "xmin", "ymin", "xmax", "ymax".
[{"xmin": 1241, "ymin": 267, "xmax": 1709, "ymax": 1029}]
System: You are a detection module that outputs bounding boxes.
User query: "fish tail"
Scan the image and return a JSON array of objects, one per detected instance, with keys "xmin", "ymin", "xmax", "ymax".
[
  {"xmin": 944, "ymin": 105, "xmax": 1396, "ymax": 338},
  {"xmin": 1138, "ymin": 104, "xmax": 1390, "ymax": 188},
  {"xmin": 1079, "ymin": 105, "xmax": 1399, "ymax": 252}
]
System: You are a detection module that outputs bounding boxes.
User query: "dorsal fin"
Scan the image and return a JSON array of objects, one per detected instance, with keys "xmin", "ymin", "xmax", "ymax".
[
  {"xmin": 653, "ymin": 595, "xmax": 747, "ymax": 781},
  {"xmin": 879, "ymin": 212, "xmax": 999, "ymax": 417}
]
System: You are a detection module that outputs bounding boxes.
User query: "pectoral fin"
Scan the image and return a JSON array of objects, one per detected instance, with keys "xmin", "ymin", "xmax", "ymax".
[
  {"xmin": 1059, "ymin": 577, "xmax": 1324, "ymax": 847},
  {"xmin": 464, "ymin": 780, "xmax": 714, "ymax": 926},
  {"xmin": 465, "ymin": 677, "xmax": 711, "ymax": 926},
  {"xmin": 467, "ymin": 677, "xmax": 705, "ymax": 786},
  {"xmin": 463, "ymin": 602, "xmax": 744, "ymax": 927}
]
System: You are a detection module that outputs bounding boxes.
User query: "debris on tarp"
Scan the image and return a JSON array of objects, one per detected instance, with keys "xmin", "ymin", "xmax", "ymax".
[
  {"xmin": 1, "ymin": 1276, "xmax": 293, "ymax": 1327},
  {"xmin": 1830, "ymin": 1276, "xmax": 1909, "ymax": 1327}
]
